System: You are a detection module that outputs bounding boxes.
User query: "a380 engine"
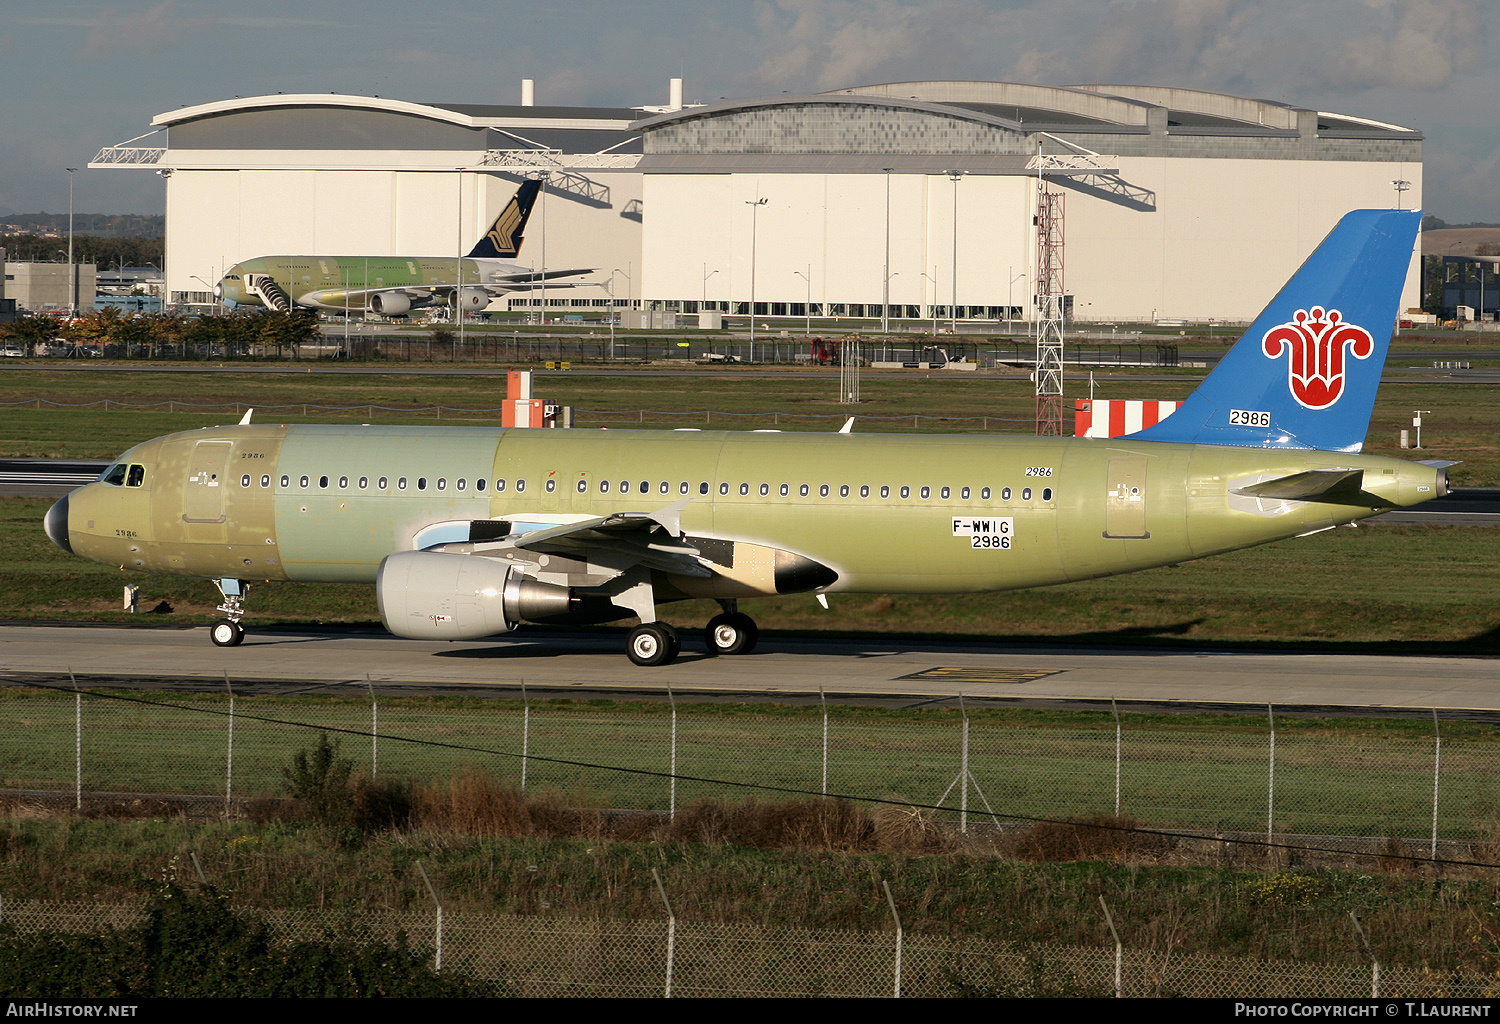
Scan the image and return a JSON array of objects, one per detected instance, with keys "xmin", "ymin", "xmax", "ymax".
[
  {"xmin": 369, "ymin": 291, "xmax": 411, "ymax": 315},
  {"xmin": 376, "ymin": 550, "xmax": 574, "ymax": 640},
  {"xmin": 451, "ymin": 287, "xmax": 490, "ymax": 311}
]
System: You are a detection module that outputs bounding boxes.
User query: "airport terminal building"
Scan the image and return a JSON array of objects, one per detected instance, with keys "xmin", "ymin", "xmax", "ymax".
[{"xmin": 92, "ymin": 81, "xmax": 1423, "ymax": 325}]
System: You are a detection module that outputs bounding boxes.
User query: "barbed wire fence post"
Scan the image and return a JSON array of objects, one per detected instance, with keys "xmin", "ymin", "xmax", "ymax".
[
  {"xmin": 1431, "ymin": 709, "xmax": 1442, "ymax": 860},
  {"xmin": 882, "ymin": 880, "xmax": 903, "ymax": 998},
  {"xmin": 1113, "ymin": 697, "xmax": 1121, "ymax": 814},
  {"xmin": 366, "ymin": 675, "xmax": 378, "ymax": 777},
  {"xmin": 1100, "ymin": 895, "xmax": 1123, "ymax": 998},
  {"xmin": 223, "ymin": 672, "xmax": 235, "ymax": 817},
  {"xmin": 1267, "ymin": 704, "xmax": 1276, "ymax": 851},
  {"xmin": 668, "ymin": 684, "xmax": 677, "ymax": 822},
  {"xmin": 1351, "ymin": 912, "xmax": 1379, "ymax": 997},
  {"xmin": 652, "ymin": 868, "xmax": 676, "ymax": 998},
  {"xmin": 69, "ymin": 669, "xmax": 81, "ymax": 812},
  {"xmin": 416, "ymin": 860, "xmax": 443, "ymax": 974}
]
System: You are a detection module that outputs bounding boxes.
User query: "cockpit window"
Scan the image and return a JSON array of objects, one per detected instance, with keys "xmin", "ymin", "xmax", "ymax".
[
  {"xmin": 126, "ymin": 465, "xmax": 145, "ymax": 487},
  {"xmin": 101, "ymin": 464, "xmax": 127, "ymax": 486}
]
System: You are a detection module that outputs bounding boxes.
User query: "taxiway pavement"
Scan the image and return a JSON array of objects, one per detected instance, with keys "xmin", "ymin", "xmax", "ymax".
[{"xmin": 3, "ymin": 623, "xmax": 1496, "ymax": 713}]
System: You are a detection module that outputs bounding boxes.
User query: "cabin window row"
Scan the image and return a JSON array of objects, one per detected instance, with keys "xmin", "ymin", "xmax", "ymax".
[{"xmin": 242, "ymin": 473, "xmax": 1052, "ymax": 504}]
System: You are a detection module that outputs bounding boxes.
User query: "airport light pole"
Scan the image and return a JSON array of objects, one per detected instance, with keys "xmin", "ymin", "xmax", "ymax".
[
  {"xmin": 881, "ymin": 168, "xmax": 893, "ymax": 333},
  {"xmin": 538, "ymin": 171, "xmax": 549, "ymax": 330},
  {"xmin": 947, "ymin": 169, "xmax": 964, "ymax": 333},
  {"xmin": 746, "ymin": 197, "xmax": 767, "ymax": 361},
  {"xmin": 1392, "ymin": 179, "xmax": 1411, "ymax": 210},
  {"xmin": 66, "ymin": 168, "xmax": 77, "ymax": 316},
  {"xmin": 1008, "ymin": 269, "xmax": 1026, "ymax": 331},
  {"xmin": 793, "ymin": 266, "xmax": 811, "ymax": 336},
  {"xmin": 454, "ymin": 168, "xmax": 464, "ymax": 354},
  {"xmin": 702, "ymin": 265, "xmax": 717, "ymax": 310},
  {"xmin": 922, "ymin": 267, "xmax": 938, "ymax": 336}
]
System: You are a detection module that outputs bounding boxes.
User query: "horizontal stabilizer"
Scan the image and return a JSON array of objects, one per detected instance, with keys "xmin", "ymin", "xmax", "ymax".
[
  {"xmin": 1233, "ymin": 468, "xmax": 1365, "ymax": 502},
  {"xmin": 1417, "ymin": 459, "xmax": 1462, "ymax": 469}
]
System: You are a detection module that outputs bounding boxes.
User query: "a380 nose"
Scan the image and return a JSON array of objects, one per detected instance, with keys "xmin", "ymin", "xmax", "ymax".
[{"xmin": 44, "ymin": 495, "xmax": 71, "ymax": 554}]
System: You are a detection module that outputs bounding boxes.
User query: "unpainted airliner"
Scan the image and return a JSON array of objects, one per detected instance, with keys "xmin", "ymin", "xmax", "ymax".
[
  {"xmin": 47, "ymin": 209, "xmax": 1445, "ymax": 665},
  {"xmin": 217, "ymin": 179, "xmax": 591, "ymax": 317}
]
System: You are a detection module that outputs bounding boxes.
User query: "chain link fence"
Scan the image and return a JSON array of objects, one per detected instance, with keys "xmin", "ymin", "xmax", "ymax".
[
  {"xmin": 2, "ymin": 685, "xmax": 1498, "ymax": 854},
  {"xmin": 2, "ymin": 898, "xmax": 1495, "ymax": 998}
]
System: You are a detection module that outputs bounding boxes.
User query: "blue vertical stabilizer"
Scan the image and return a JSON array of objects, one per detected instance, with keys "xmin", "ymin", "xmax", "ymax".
[{"xmin": 1130, "ymin": 209, "xmax": 1420, "ymax": 452}]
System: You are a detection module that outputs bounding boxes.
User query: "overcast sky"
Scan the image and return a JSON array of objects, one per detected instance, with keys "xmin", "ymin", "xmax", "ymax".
[{"xmin": 3, "ymin": 0, "xmax": 1494, "ymax": 221}]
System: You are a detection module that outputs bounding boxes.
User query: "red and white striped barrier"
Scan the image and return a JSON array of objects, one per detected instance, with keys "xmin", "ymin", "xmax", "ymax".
[{"xmin": 1074, "ymin": 399, "xmax": 1182, "ymax": 438}]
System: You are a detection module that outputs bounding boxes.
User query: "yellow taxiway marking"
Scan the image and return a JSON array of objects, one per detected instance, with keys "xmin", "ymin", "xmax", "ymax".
[{"xmin": 896, "ymin": 666, "xmax": 1062, "ymax": 685}]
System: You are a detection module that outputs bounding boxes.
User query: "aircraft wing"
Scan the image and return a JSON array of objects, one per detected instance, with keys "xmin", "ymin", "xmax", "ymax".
[
  {"xmin": 476, "ymin": 499, "xmax": 713, "ymax": 578},
  {"xmin": 485, "ymin": 267, "xmax": 595, "ymax": 285}
]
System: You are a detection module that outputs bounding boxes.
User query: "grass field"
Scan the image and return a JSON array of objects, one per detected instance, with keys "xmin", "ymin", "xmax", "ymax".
[{"xmin": 2, "ymin": 363, "xmax": 1498, "ymax": 481}]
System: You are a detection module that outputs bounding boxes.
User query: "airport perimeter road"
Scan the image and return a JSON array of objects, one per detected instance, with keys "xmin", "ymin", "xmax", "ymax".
[{"xmin": 3, "ymin": 623, "xmax": 1497, "ymax": 712}]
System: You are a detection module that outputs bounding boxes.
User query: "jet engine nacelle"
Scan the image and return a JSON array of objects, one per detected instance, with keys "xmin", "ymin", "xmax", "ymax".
[
  {"xmin": 369, "ymin": 291, "xmax": 411, "ymax": 316},
  {"xmin": 376, "ymin": 550, "xmax": 572, "ymax": 640},
  {"xmin": 450, "ymin": 287, "xmax": 489, "ymax": 311}
]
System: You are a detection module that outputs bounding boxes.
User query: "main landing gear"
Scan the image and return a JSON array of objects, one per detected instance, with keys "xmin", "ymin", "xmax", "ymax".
[
  {"xmin": 624, "ymin": 602, "xmax": 760, "ymax": 667},
  {"xmin": 209, "ymin": 578, "xmax": 248, "ymax": 648}
]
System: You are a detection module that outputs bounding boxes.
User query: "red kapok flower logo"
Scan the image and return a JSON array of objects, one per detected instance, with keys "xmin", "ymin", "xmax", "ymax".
[{"xmin": 1261, "ymin": 307, "xmax": 1374, "ymax": 410}]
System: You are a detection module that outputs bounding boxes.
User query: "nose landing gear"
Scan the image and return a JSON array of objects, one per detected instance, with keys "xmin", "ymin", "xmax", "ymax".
[{"xmin": 210, "ymin": 578, "xmax": 248, "ymax": 647}]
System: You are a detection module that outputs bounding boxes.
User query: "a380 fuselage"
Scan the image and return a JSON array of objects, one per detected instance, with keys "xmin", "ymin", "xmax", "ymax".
[{"xmin": 50, "ymin": 423, "xmax": 1444, "ymax": 602}]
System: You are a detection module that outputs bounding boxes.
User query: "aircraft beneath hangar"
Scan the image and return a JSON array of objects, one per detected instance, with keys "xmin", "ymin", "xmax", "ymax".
[
  {"xmin": 47, "ymin": 208, "xmax": 1448, "ymax": 665},
  {"xmin": 217, "ymin": 179, "xmax": 592, "ymax": 317}
]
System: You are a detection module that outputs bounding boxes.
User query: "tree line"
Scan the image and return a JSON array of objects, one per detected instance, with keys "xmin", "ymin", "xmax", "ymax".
[
  {"xmin": 0, "ymin": 233, "xmax": 165, "ymax": 269},
  {"xmin": 0, "ymin": 307, "xmax": 322, "ymax": 358}
]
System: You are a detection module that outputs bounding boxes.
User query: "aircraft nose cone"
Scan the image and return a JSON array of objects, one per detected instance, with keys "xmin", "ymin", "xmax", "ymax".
[{"xmin": 44, "ymin": 495, "xmax": 71, "ymax": 554}]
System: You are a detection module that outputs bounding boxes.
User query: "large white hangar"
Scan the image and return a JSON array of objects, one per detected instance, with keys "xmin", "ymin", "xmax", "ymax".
[
  {"xmin": 92, "ymin": 80, "xmax": 1422, "ymax": 325},
  {"xmin": 634, "ymin": 81, "xmax": 1424, "ymax": 325},
  {"xmin": 91, "ymin": 90, "xmax": 646, "ymax": 311}
]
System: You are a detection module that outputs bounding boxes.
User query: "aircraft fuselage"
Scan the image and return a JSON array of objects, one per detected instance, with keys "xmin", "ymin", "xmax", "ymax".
[{"xmin": 55, "ymin": 424, "xmax": 1444, "ymax": 601}]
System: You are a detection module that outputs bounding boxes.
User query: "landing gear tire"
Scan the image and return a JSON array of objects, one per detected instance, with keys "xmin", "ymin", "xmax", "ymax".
[
  {"xmin": 627, "ymin": 622, "xmax": 681, "ymax": 667},
  {"xmin": 210, "ymin": 620, "xmax": 245, "ymax": 648},
  {"xmin": 704, "ymin": 612, "xmax": 758, "ymax": 656}
]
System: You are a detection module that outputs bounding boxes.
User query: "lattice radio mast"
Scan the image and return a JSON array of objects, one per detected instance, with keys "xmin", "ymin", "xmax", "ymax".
[{"xmin": 1034, "ymin": 167, "xmax": 1066, "ymax": 436}]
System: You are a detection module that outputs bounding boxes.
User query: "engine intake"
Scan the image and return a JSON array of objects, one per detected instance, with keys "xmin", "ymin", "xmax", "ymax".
[
  {"xmin": 370, "ymin": 291, "xmax": 411, "ymax": 315},
  {"xmin": 377, "ymin": 550, "xmax": 572, "ymax": 640}
]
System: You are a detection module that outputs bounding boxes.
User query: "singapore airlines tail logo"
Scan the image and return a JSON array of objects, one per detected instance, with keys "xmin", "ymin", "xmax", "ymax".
[
  {"xmin": 1261, "ymin": 307, "xmax": 1374, "ymax": 410},
  {"xmin": 484, "ymin": 200, "xmax": 525, "ymax": 257}
]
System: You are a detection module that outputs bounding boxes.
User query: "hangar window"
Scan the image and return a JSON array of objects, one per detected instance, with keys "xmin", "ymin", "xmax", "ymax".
[
  {"xmin": 919, "ymin": 486, "xmax": 930, "ymax": 499},
  {"xmin": 899, "ymin": 486, "xmax": 910, "ymax": 499},
  {"xmin": 961, "ymin": 486, "xmax": 970, "ymax": 500},
  {"xmin": 339, "ymin": 476, "xmax": 349, "ymax": 489},
  {"xmin": 437, "ymin": 478, "xmax": 447, "ymax": 491},
  {"xmin": 1001, "ymin": 487, "xmax": 1011, "ymax": 500},
  {"xmin": 739, "ymin": 483, "xmax": 749, "ymax": 496},
  {"xmin": 880, "ymin": 485, "xmax": 890, "ymax": 498},
  {"xmin": 398, "ymin": 478, "xmax": 407, "ymax": 490},
  {"xmin": 981, "ymin": 487, "xmax": 991, "ymax": 500},
  {"xmin": 261, "ymin": 475, "xmax": 270, "ymax": 488},
  {"xmin": 699, "ymin": 482, "xmax": 709, "ymax": 495},
  {"xmin": 840, "ymin": 485, "xmax": 849, "ymax": 498},
  {"xmin": 281, "ymin": 475, "xmax": 290, "ymax": 488},
  {"xmin": 417, "ymin": 477, "xmax": 427, "ymax": 491},
  {"xmin": 759, "ymin": 483, "xmax": 770, "ymax": 496},
  {"xmin": 600, "ymin": 480, "xmax": 610, "ymax": 493},
  {"xmin": 495, "ymin": 478, "xmax": 506, "ymax": 492},
  {"xmin": 1022, "ymin": 487, "xmax": 1032, "ymax": 500},
  {"xmin": 241, "ymin": 474, "xmax": 251, "ymax": 488},
  {"xmin": 576, "ymin": 480, "xmax": 587, "ymax": 493},
  {"xmin": 378, "ymin": 477, "xmax": 387, "ymax": 489},
  {"xmin": 820, "ymin": 484, "xmax": 830, "ymax": 498},
  {"xmin": 358, "ymin": 477, "xmax": 368, "ymax": 489},
  {"xmin": 940, "ymin": 486, "xmax": 950, "ymax": 500},
  {"xmin": 679, "ymin": 481, "xmax": 690, "ymax": 495},
  {"xmin": 300, "ymin": 476, "xmax": 309, "ymax": 488},
  {"xmin": 545, "ymin": 479, "xmax": 556, "ymax": 493},
  {"xmin": 719, "ymin": 482, "xmax": 729, "ymax": 495},
  {"xmin": 860, "ymin": 485, "xmax": 869, "ymax": 498},
  {"xmin": 515, "ymin": 479, "xmax": 526, "ymax": 493},
  {"xmin": 1042, "ymin": 487, "xmax": 1053, "ymax": 501},
  {"xmin": 780, "ymin": 483, "xmax": 790, "ymax": 497}
]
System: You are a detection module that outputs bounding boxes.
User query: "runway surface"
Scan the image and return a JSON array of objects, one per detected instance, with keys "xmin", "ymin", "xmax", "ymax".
[{"xmin": 4, "ymin": 622, "xmax": 1497, "ymax": 714}]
